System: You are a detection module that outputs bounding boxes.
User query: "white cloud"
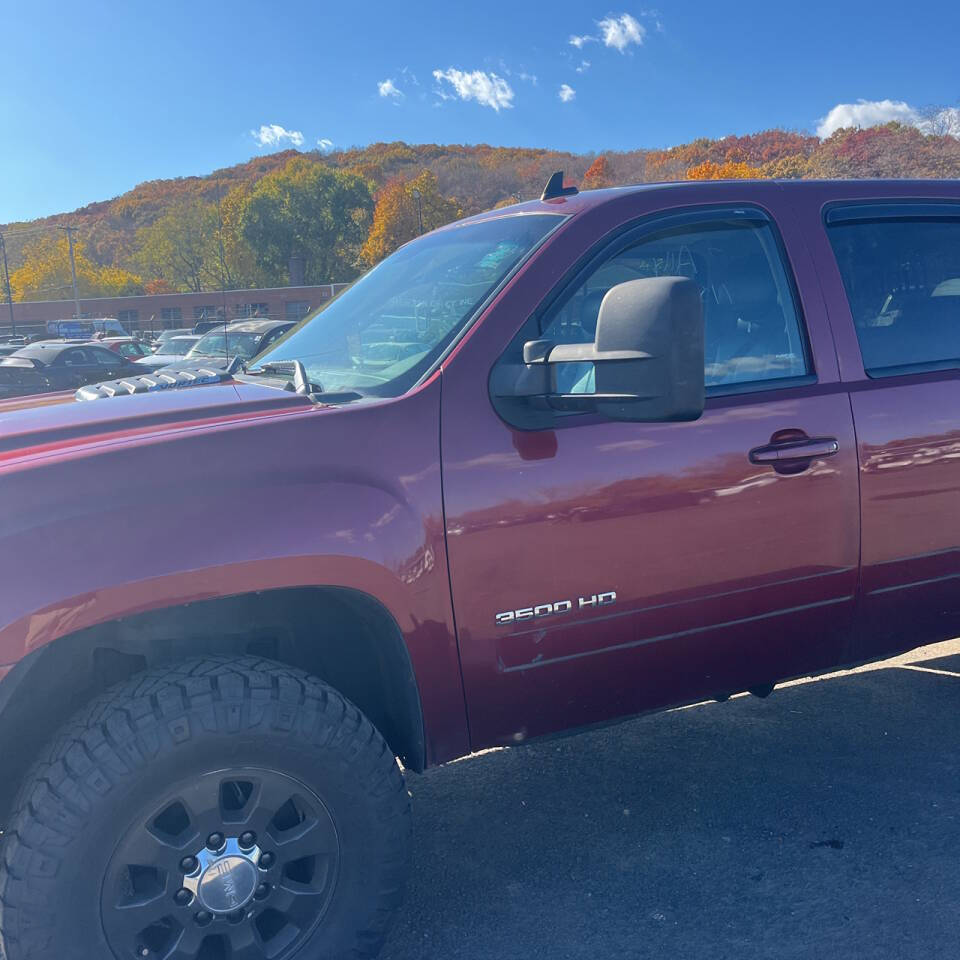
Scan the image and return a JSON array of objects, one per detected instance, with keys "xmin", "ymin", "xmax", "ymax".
[
  {"xmin": 558, "ymin": 84, "xmax": 576, "ymax": 104},
  {"xmin": 518, "ymin": 71, "xmax": 538, "ymax": 86},
  {"xmin": 317, "ymin": 138, "xmax": 333, "ymax": 151},
  {"xmin": 816, "ymin": 99, "xmax": 960, "ymax": 139},
  {"xmin": 432, "ymin": 68, "xmax": 515, "ymax": 111},
  {"xmin": 251, "ymin": 124, "xmax": 304, "ymax": 148},
  {"xmin": 575, "ymin": 59, "xmax": 591, "ymax": 73},
  {"xmin": 378, "ymin": 78, "xmax": 404, "ymax": 100},
  {"xmin": 569, "ymin": 33, "xmax": 595, "ymax": 48},
  {"xmin": 816, "ymin": 99, "xmax": 917, "ymax": 138},
  {"xmin": 598, "ymin": 13, "xmax": 646, "ymax": 52}
]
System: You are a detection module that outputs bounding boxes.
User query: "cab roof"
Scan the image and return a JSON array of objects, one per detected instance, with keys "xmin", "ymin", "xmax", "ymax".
[{"xmin": 458, "ymin": 177, "xmax": 960, "ymax": 224}]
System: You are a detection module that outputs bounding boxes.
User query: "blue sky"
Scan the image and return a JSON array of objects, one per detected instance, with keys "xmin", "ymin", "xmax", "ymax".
[{"xmin": 1, "ymin": 0, "xmax": 958, "ymax": 222}]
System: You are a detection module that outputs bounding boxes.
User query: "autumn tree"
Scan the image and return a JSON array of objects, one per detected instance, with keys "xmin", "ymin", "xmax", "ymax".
[
  {"xmin": 241, "ymin": 157, "xmax": 374, "ymax": 284},
  {"xmin": 217, "ymin": 183, "xmax": 262, "ymax": 289},
  {"xmin": 10, "ymin": 233, "xmax": 142, "ymax": 301},
  {"xmin": 759, "ymin": 153, "xmax": 813, "ymax": 179},
  {"xmin": 581, "ymin": 155, "xmax": 612, "ymax": 190},
  {"xmin": 686, "ymin": 160, "xmax": 764, "ymax": 180},
  {"xmin": 360, "ymin": 170, "xmax": 461, "ymax": 266}
]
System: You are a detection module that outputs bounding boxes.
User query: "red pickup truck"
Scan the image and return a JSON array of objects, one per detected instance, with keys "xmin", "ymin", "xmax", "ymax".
[{"xmin": 1, "ymin": 178, "xmax": 958, "ymax": 960}]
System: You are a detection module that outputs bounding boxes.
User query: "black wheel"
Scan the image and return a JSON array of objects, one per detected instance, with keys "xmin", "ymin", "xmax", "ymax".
[{"xmin": 0, "ymin": 657, "xmax": 411, "ymax": 960}]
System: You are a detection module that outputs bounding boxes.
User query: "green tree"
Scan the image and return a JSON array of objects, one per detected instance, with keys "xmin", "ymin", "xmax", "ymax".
[
  {"xmin": 241, "ymin": 157, "xmax": 374, "ymax": 284},
  {"xmin": 134, "ymin": 201, "xmax": 222, "ymax": 292}
]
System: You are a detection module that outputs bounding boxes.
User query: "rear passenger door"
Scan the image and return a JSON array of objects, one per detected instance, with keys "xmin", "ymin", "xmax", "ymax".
[
  {"xmin": 814, "ymin": 200, "xmax": 960, "ymax": 658},
  {"xmin": 442, "ymin": 199, "xmax": 861, "ymax": 749}
]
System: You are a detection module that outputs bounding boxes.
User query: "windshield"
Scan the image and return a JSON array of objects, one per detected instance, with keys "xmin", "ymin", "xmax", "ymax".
[
  {"xmin": 163, "ymin": 337, "xmax": 199, "ymax": 356},
  {"xmin": 188, "ymin": 330, "xmax": 264, "ymax": 360},
  {"xmin": 249, "ymin": 214, "xmax": 562, "ymax": 395}
]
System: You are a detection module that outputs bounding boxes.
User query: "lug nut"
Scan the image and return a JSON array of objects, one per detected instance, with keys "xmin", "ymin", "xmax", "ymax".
[
  {"xmin": 239, "ymin": 831, "xmax": 257, "ymax": 848},
  {"xmin": 206, "ymin": 832, "xmax": 225, "ymax": 851},
  {"xmin": 174, "ymin": 888, "xmax": 193, "ymax": 907},
  {"xmin": 195, "ymin": 911, "xmax": 213, "ymax": 927},
  {"xmin": 259, "ymin": 852, "xmax": 275, "ymax": 869},
  {"xmin": 254, "ymin": 883, "xmax": 270, "ymax": 900},
  {"xmin": 228, "ymin": 909, "xmax": 246, "ymax": 924},
  {"xmin": 179, "ymin": 856, "xmax": 198, "ymax": 874}
]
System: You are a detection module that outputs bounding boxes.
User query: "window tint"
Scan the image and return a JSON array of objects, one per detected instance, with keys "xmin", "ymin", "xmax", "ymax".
[
  {"xmin": 93, "ymin": 348, "xmax": 124, "ymax": 366},
  {"xmin": 540, "ymin": 217, "xmax": 808, "ymax": 392},
  {"xmin": 59, "ymin": 349, "xmax": 90, "ymax": 366},
  {"xmin": 826, "ymin": 214, "xmax": 960, "ymax": 374}
]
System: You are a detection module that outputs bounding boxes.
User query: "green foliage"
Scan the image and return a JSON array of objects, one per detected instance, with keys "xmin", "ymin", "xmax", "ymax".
[
  {"xmin": 134, "ymin": 202, "xmax": 220, "ymax": 293},
  {"xmin": 240, "ymin": 157, "xmax": 374, "ymax": 284}
]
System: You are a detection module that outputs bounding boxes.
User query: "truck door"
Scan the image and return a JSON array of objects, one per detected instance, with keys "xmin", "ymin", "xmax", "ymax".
[
  {"xmin": 807, "ymin": 196, "xmax": 960, "ymax": 659},
  {"xmin": 441, "ymin": 195, "xmax": 860, "ymax": 750}
]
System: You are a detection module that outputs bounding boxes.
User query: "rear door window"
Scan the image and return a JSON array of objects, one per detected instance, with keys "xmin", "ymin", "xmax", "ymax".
[{"xmin": 825, "ymin": 206, "xmax": 960, "ymax": 375}]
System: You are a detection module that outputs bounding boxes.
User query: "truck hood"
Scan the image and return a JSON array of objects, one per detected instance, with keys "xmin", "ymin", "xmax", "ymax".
[{"xmin": 0, "ymin": 378, "xmax": 316, "ymax": 465}]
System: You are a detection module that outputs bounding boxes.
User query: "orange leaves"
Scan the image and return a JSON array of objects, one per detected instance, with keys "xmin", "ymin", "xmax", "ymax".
[
  {"xmin": 360, "ymin": 170, "xmax": 461, "ymax": 266},
  {"xmin": 581, "ymin": 156, "xmax": 612, "ymax": 190},
  {"xmin": 686, "ymin": 160, "xmax": 763, "ymax": 180}
]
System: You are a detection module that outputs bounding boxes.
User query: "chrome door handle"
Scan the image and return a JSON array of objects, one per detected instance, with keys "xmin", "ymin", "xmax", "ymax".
[{"xmin": 749, "ymin": 437, "xmax": 839, "ymax": 464}]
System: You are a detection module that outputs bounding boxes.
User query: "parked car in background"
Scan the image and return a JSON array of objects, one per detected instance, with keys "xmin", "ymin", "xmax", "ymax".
[
  {"xmin": 44, "ymin": 317, "xmax": 126, "ymax": 339},
  {"xmin": 135, "ymin": 334, "xmax": 202, "ymax": 370},
  {"xmin": 175, "ymin": 318, "xmax": 295, "ymax": 367},
  {"xmin": 151, "ymin": 327, "xmax": 194, "ymax": 351},
  {"xmin": 192, "ymin": 317, "xmax": 230, "ymax": 335},
  {"xmin": 0, "ymin": 341, "xmax": 143, "ymax": 398},
  {"xmin": 0, "ymin": 344, "xmax": 23, "ymax": 358},
  {"xmin": 95, "ymin": 337, "xmax": 154, "ymax": 361}
]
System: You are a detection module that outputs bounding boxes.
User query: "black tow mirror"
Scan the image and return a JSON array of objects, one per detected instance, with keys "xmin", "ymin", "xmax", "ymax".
[{"xmin": 492, "ymin": 276, "xmax": 705, "ymax": 425}]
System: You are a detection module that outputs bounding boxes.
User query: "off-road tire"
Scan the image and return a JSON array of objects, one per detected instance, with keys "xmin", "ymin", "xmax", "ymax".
[{"xmin": 0, "ymin": 656, "xmax": 411, "ymax": 959}]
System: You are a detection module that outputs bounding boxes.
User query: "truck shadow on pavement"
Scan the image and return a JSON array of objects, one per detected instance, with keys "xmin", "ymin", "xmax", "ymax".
[{"xmin": 381, "ymin": 649, "xmax": 960, "ymax": 960}]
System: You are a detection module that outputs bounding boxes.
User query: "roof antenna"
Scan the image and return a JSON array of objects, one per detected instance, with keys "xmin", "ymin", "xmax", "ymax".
[{"xmin": 541, "ymin": 170, "xmax": 579, "ymax": 201}]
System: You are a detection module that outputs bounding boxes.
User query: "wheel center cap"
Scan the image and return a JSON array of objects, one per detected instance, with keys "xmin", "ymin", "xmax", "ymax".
[{"xmin": 196, "ymin": 855, "xmax": 258, "ymax": 914}]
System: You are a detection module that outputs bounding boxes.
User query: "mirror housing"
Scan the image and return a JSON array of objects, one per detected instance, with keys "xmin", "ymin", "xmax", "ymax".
[{"xmin": 492, "ymin": 276, "xmax": 705, "ymax": 425}]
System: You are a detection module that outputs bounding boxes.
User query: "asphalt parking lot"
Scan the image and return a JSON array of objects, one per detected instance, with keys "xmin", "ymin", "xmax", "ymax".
[{"xmin": 381, "ymin": 639, "xmax": 960, "ymax": 960}]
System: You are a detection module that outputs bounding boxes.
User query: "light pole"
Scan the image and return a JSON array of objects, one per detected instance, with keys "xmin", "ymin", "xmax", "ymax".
[
  {"xmin": 0, "ymin": 232, "xmax": 14, "ymax": 336},
  {"xmin": 412, "ymin": 188, "xmax": 423, "ymax": 235}
]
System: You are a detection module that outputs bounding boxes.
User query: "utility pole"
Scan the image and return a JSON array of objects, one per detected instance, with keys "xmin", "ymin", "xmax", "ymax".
[
  {"xmin": 215, "ymin": 179, "xmax": 229, "ymax": 361},
  {"xmin": 0, "ymin": 231, "xmax": 15, "ymax": 336},
  {"xmin": 412, "ymin": 188, "xmax": 423, "ymax": 235},
  {"xmin": 59, "ymin": 225, "xmax": 82, "ymax": 319}
]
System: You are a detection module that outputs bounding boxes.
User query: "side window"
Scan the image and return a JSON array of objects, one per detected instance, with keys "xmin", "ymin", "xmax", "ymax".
[
  {"xmin": 259, "ymin": 327, "xmax": 286, "ymax": 350},
  {"xmin": 93, "ymin": 349, "xmax": 124, "ymax": 367},
  {"xmin": 825, "ymin": 211, "xmax": 960, "ymax": 375},
  {"xmin": 540, "ymin": 216, "xmax": 809, "ymax": 391},
  {"xmin": 59, "ymin": 349, "xmax": 89, "ymax": 367}
]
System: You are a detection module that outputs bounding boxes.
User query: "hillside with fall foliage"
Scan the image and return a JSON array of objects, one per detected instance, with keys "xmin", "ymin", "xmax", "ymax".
[{"xmin": 3, "ymin": 124, "xmax": 960, "ymax": 303}]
